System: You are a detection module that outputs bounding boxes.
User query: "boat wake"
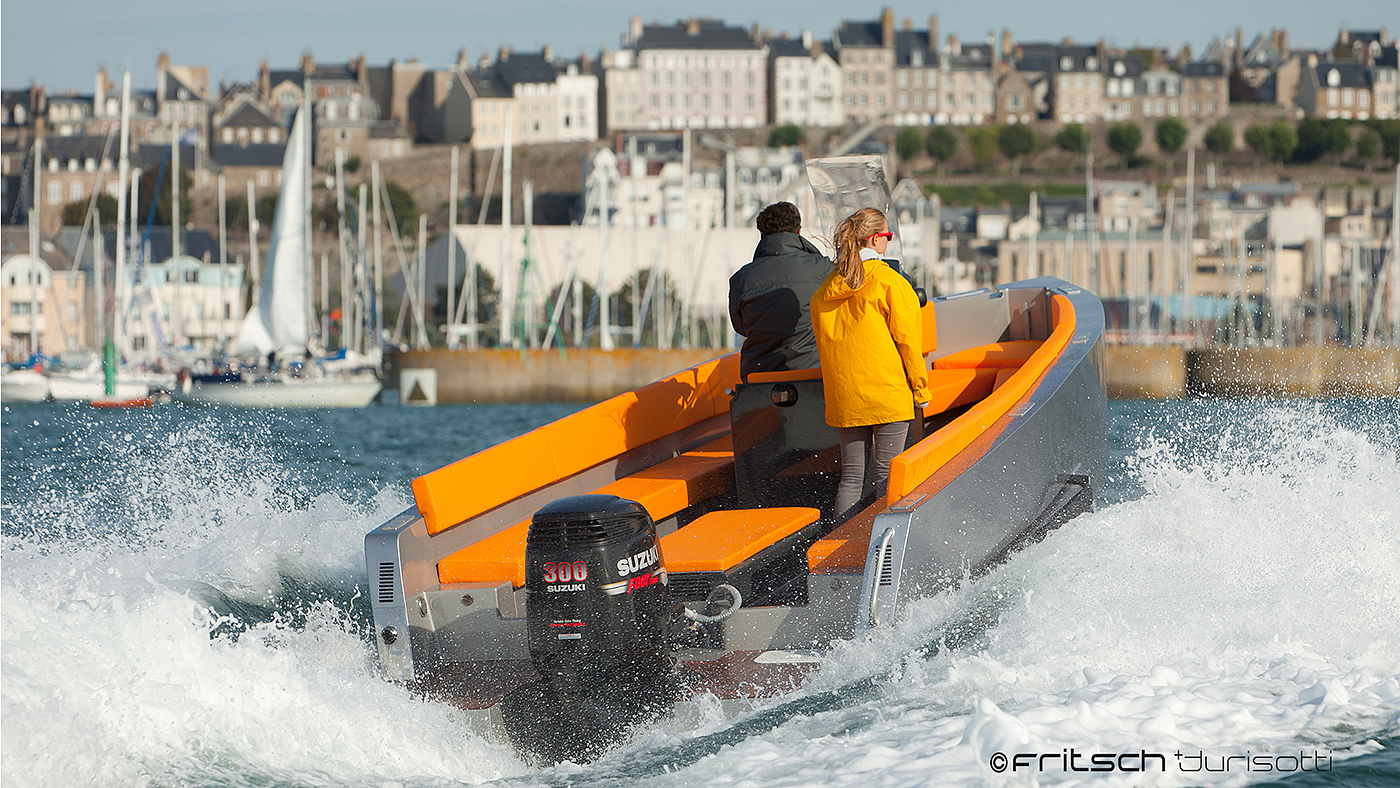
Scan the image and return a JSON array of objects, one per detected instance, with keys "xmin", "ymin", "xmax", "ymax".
[{"xmin": 3, "ymin": 399, "xmax": 1398, "ymax": 787}]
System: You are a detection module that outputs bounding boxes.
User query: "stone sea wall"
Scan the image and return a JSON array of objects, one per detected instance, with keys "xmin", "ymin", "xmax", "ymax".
[{"xmin": 392, "ymin": 346, "xmax": 1400, "ymax": 404}]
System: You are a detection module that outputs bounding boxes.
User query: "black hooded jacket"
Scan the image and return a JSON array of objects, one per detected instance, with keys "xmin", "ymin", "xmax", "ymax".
[{"xmin": 728, "ymin": 232, "xmax": 832, "ymax": 380}]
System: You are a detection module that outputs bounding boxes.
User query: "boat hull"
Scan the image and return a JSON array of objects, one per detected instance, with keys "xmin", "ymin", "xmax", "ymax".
[
  {"xmin": 46, "ymin": 373, "xmax": 158, "ymax": 402},
  {"xmin": 178, "ymin": 378, "xmax": 383, "ymax": 408},
  {"xmin": 1, "ymin": 369, "xmax": 51, "ymax": 402},
  {"xmin": 364, "ymin": 278, "xmax": 1107, "ymax": 722}
]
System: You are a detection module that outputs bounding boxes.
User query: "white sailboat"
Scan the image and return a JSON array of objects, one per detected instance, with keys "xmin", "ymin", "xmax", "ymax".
[{"xmin": 178, "ymin": 105, "xmax": 381, "ymax": 408}]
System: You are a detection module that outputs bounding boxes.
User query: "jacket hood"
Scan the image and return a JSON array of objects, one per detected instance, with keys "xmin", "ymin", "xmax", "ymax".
[{"xmin": 817, "ymin": 259, "xmax": 879, "ymax": 302}]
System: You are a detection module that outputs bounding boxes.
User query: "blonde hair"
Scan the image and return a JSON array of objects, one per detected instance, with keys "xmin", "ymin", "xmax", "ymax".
[{"xmin": 832, "ymin": 208, "xmax": 886, "ymax": 290}]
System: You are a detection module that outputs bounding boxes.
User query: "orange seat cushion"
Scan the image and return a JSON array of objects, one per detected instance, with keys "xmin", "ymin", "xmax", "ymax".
[
  {"xmin": 661, "ymin": 507, "xmax": 820, "ymax": 573},
  {"xmin": 931, "ymin": 340, "xmax": 1042, "ymax": 369}
]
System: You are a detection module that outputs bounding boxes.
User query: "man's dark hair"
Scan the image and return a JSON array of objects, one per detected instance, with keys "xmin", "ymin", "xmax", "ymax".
[{"xmin": 756, "ymin": 202, "xmax": 801, "ymax": 235}]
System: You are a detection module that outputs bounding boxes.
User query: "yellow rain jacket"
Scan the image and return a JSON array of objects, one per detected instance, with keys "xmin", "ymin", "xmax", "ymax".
[{"xmin": 810, "ymin": 258, "xmax": 930, "ymax": 428}]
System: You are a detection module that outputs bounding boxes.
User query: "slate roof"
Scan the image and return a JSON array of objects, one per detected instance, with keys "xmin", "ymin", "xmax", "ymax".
[
  {"xmin": 1379, "ymin": 45, "xmax": 1399, "ymax": 69},
  {"xmin": 210, "ymin": 143, "xmax": 285, "ymax": 168},
  {"xmin": 637, "ymin": 20, "xmax": 760, "ymax": 50},
  {"xmin": 1315, "ymin": 62, "xmax": 1372, "ymax": 88},
  {"xmin": 835, "ymin": 20, "xmax": 884, "ymax": 48},
  {"xmin": 220, "ymin": 101, "xmax": 282, "ymax": 128},
  {"xmin": 496, "ymin": 53, "xmax": 557, "ymax": 86},
  {"xmin": 1183, "ymin": 61, "xmax": 1226, "ymax": 77},
  {"xmin": 40, "ymin": 135, "xmax": 115, "ymax": 165},
  {"xmin": 162, "ymin": 72, "xmax": 204, "ymax": 101},
  {"xmin": 465, "ymin": 69, "xmax": 510, "ymax": 99},
  {"xmin": 894, "ymin": 30, "xmax": 936, "ymax": 67},
  {"xmin": 52, "ymin": 227, "xmax": 219, "ymax": 270},
  {"xmin": 1104, "ymin": 56, "xmax": 1144, "ymax": 78},
  {"xmin": 770, "ymin": 38, "xmax": 812, "ymax": 58},
  {"xmin": 2, "ymin": 227, "xmax": 78, "ymax": 269}
]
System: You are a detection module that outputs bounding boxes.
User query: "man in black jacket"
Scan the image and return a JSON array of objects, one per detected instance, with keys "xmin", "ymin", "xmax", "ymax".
[{"xmin": 728, "ymin": 202, "xmax": 832, "ymax": 381}]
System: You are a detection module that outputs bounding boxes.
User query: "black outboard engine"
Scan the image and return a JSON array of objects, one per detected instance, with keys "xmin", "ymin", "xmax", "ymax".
[{"xmin": 500, "ymin": 495, "xmax": 678, "ymax": 764}]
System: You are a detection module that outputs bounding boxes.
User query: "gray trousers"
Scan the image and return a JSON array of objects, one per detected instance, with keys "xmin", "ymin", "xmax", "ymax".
[{"xmin": 835, "ymin": 421, "xmax": 910, "ymax": 522}]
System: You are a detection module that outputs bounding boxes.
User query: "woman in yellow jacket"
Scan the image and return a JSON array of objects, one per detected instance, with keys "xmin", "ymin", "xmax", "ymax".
[{"xmin": 811, "ymin": 208, "xmax": 931, "ymax": 522}]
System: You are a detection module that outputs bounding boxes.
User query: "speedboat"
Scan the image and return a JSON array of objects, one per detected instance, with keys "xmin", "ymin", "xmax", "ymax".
[
  {"xmin": 365, "ymin": 277, "xmax": 1105, "ymax": 760},
  {"xmin": 363, "ymin": 160, "xmax": 1106, "ymax": 763}
]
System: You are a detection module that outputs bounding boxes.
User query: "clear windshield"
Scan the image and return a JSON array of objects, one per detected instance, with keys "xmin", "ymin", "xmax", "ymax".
[{"xmin": 803, "ymin": 155, "xmax": 904, "ymax": 263}]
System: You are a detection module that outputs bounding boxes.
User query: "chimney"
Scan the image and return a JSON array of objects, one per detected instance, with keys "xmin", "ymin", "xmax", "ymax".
[
  {"xmin": 929, "ymin": 15, "xmax": 940, "ymax": 52},
  {"xmin": 630, "ymin": 15, "xmax": 643, "ymax": 45},
  {"xmin": 686, "ymin": 18, "xmax": 700, "ymax": 37},
  {"xmin": 95, "ymin": 67, "xmax": 108, "ymax": 117},
  {"xmin": 543, "ymin": 44, "xmax": 554, "ymax": 62},
  {"xmin": 881, "ymin": 7, "xmax": 895, "ymax": 48},
  {"xmin": 948, "ymin": 34, "xmax": 961, "ymax": 56},
  {"xmin": 903, "ymin": 18, "xmax": 912, "ymax": 31},
  {"xmin": 479, "ymin": 55, "xmax": 490, "ymax": 69},
  {"xmin": 802, "ymin": 29, "xmax": 813, "ymax": 50},
  {"xmin": 1235, "ymin": 26, "xmax": 1243, "ymax": 67},
  {"xmin": 1001, "ymin": 28, "xmax": 1013, "ymax": 62},
  {"xmin": 258, "ymin": 60, "xmax": 270, "ymax": 99},
  {"xmin": 157, "ymin": 53, "xmax": 169, "ymax": 106},
  {"xmin": 301, "ymin": 52, "xmax": 314, "ymax": 77},
  {"xmin": 499, "ymin": 46, "xmax": 510, "ymax": 62},
  {"xmin": 1278, "ymin": 29, "xmax": 1289, "ymax": 56},
  {"xmin": 457, "ymin": 49, "xmax": 468, "ymax": 70}
]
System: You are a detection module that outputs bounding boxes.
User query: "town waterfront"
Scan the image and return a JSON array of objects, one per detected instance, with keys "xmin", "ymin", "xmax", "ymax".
[{"xmin": 2, "ymin": 397, "xmax": 1398, "ymax": 786}]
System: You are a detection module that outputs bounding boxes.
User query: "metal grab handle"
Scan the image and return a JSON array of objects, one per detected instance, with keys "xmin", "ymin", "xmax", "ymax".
[{"xmin": 868, "ymin": 527, "xmax": 895, "ymax": 628}]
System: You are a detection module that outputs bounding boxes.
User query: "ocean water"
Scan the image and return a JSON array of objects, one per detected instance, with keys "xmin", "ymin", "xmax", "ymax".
[{"xmin": 2, "ymin": 396, "xmax": 1397, "ymax": 787}]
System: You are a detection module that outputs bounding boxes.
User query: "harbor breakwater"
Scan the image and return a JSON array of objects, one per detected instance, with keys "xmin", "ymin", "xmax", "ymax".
[{"xmin": 390, "ymin": 346, "xmax": 1400, "ymax": 403}]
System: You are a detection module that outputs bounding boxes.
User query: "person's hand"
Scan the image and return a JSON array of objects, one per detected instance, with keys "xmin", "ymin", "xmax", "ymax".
[{"xmin": 914, "ymin": 400, "xmax": 929, "ymax": 410}]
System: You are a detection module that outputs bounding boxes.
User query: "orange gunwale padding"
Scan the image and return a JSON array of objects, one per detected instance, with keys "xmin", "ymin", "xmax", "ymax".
[
  {"xmin": 412, "ymin": 353, "xmax": 740, "ymax": 536},
  {"xmin": 931, "ymin": 339, "xmax": 1043, "ymax": 369},
  {"xmin": 660, "ymin": 507, "xmax": 821, "ymax": 574},
  {"xmin": 992, "ymin": 367, "xmax": 1018, "ymax": 391},
  {"xmin": 809, "ymin": 295, "xmax": 1077, "ymax": 575},
  {"xmin": 746, "ymin": 367, "xmax": 822, "ymax": 384},
  {"xmin": 437, "ymin": 437, "xmax": 737, "ymax": 587}
]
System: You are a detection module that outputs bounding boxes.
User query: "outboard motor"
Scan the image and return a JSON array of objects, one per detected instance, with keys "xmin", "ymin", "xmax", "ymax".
[{"xmin": 500, "ymin": 495, "xmax": 678, "ymax": 764}]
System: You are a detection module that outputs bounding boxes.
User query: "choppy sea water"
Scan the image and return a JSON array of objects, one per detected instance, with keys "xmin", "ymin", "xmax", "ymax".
[{"xmin": 2, "ymin": 396, "xmax": 1397, "ymax": 787}]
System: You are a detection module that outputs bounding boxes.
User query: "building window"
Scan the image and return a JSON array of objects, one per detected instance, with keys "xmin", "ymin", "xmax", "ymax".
[{"xmin": 47, "ymin": 182, "xmax": 62, "ymax": 205}]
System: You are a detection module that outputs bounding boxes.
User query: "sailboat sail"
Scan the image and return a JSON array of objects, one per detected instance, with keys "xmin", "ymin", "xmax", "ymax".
[{"xmin": 236, "ymin": 108, "xmax": 308, "ymax": 355}]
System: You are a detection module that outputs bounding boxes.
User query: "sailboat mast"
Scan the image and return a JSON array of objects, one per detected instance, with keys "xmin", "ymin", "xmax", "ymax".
[
  {"xmin": 447, "ymin": 145, "xmax": 459, "ymax": 347},
  {"xmin": 303, "ymin": 94, "xmax": 314, "ymax": 351},
  {"xmin": 218, "ymin": 173, "xmax": 227, "ymax": 351},
  {"xmin": 500, "ymin": 104, "xmax": 513, "ymax": 347},
  {"xmin": 246, "ymin": 178, "xmax": 260, "ymax": 298},
  {"xmin": 29, "ymin": 137, "xmax": 42, "ymax": 355},
  {"xmin": 171, "ymin": 124, "xmax": 182, "ymax": 352},
  {"xmin": 114, "ymin": 70, "xmax": 131, "ymax": 363}
]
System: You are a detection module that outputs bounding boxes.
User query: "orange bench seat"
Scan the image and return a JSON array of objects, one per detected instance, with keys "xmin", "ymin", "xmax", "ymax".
[
  {"xmin": 661, "ymin": 507, "xmax": 821, "ymax": 573},
  {"xmin": 438, "ymin": 438, "xmax": 736, "ymax": 588},
  {"xmin": 931, "ymin": 339, "xmax": 1042, "ymax": 369}
]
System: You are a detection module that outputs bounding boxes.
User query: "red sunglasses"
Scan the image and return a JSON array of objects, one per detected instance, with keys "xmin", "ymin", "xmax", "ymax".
[{"xmin": 865, "ymin": 231, "xmax": 894, "ymax": 241}]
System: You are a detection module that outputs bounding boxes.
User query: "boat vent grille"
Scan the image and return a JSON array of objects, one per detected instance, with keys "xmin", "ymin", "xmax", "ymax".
[
  {"xmin": 377, "ymin": 562, "xmax": 397, "ymax": 604},
  {"xmin": 528, "ymin": 516, "xmax": 642, "ymax": 548},
  {"xmin": 878, "ymin": 545, "xmax": 896, "ymax": 587},
  {"xmin": 667, "ymin": 572, "xmax": 727, "ymax": 602}
]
